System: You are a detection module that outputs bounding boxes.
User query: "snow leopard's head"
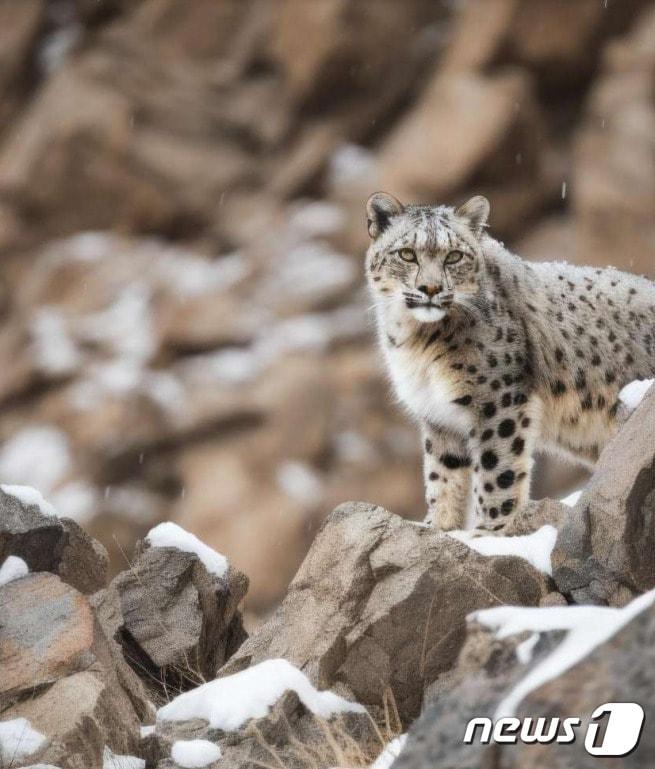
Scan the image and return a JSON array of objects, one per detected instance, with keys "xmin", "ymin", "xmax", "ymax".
[{"xmin": 365, "ymin": 193, "xmax": 489, "ymax": 324}]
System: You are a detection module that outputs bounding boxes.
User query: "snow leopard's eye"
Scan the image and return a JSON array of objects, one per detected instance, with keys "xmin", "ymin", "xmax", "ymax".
[
  {"xmin": 445, "ymin": 250, "xmax": 463, "ymax": 265},
  {"xmin": 395, "ymin": 248, "xmax": 417, "ymax": 263}
]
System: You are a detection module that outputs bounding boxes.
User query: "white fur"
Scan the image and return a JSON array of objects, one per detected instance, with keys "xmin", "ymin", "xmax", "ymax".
[
  {"xmin": 409, "ymin": 305, "xmax": 447, "ymax": 323},
  {"xmin": 384, "ymin": 343, "xmax": 472, "ymax": 434}
]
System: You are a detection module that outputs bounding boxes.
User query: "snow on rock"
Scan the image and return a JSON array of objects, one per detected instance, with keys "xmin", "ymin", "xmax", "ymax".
[
  {"xmin": 49, "ymin": 481, "xmax": 97, "ymax": 524},
  {"xmin": 139, "ymin": 725, "xmax": 155, "ymax": 738},
  {"xmin": 171, "ymin": 739, "xmax": 222, "ymax": 768},
  {"xmin": 288, "ymin": 200, "xmax": 347, "ymax": 238},
  {"xmin": 276, "ymin": 460, "xmax": 323, "ymax": 504},
  {"xmin": 619, "ymin": 379, "xmax": 654, "ymax": 410},
  {"xmin": 146, "ymin": 522, "xmax": 228, "ymax": 578},
  {"xmin": 515, "ymin": 632, "xmax": 540, "ymax": 664},
  {"xmin": 102, "ymin": 746, "xmax": 145, "ymax": 769},
  {"xmin": 157, "ymin": 658, "xmax": 366, "ymax": 731},
  {"xmin": 0, "ymin": 485, "xmax": 59, "ymax": 517},
  {"xmin": 0, "ymin": 718, "xmax": 47, "ymax": 763},
  {"xmin": 0, "ymin": 425, "xmax": 72, "ymax": 495},
  {"xmin": 470, "ymin": 587, "xmax": 655, "ymax": 718},
  {"xmin": 450, "ymin": 525, "xmax": 558, "ymax": 576},
  {"xmin": 561, "ymin": 489, "xmax": 583, "ymax": 507},
  {"xmin": 29, "ymin": 306, "xmax": 81, "ymax": 376},
  {"xmin": 371, "ymin": 734, "xmax": 407, "ymax": 769},
  {"xmin": 0, "ymin": 555, "xmax": 29, "ymax": 586}
]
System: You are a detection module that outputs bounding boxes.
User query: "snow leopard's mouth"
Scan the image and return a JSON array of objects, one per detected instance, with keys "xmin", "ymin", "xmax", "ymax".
[{"xmin": 404, "ymin": 295, "xmax": 453, "ymax": 310}]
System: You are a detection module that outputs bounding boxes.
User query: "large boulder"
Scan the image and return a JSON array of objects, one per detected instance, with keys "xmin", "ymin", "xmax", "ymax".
[
  {"xmin": 108, "ymin": 528, "xmax": 248, "ymax": 700},
  {"xmin": 0, "ymin": 487, "xmax": 108, "ymax": 594},
  {"xmin": 552, "ymin": 384, "xmax": 655, "ymax": 605},
  {"xmin": 220, "ymin": 502, "xmax": 552, "ymax": 724},
  {"xmin": 395, "ymin": 592, "xmax": 655, "ymax": 769},
  {"xmin": 0, "ymin": 572, "xmax": 151, "ymax": 769}
]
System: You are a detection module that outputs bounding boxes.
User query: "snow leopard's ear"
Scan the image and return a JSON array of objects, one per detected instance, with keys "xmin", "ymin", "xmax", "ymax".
[
  {"xmin": 366, "ymin": 192, "xmax": 404, "ymax": 239},
  {"xmin": 456, "ymin": 195, "xmax": 490, "ymax": 235}
]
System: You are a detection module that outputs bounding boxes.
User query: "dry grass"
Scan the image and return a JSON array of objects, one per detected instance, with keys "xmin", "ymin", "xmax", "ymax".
[{"xmin": 236, "ymin": 686, "xmax": 404, "ymax": 769}]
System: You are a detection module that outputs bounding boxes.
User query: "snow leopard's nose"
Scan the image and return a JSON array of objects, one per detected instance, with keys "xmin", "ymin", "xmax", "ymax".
[{"xmin": 417, "ymin": 283, "xmax": 442, "ymax": 298}]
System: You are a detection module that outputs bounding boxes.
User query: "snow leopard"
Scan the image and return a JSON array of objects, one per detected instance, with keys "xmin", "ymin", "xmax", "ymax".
[{"xmin": 365, "ymin": 192, "xmax": 655, "ymax": 532}]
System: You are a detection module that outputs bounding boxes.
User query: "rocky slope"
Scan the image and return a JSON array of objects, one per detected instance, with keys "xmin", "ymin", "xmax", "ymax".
[
  {"xmin": 1, "ymin": 384, "xmax": 653, "ymax": 768},
  {"xmin": 0, "ymin": 0, "xmax": 654, "ymax": 616}
]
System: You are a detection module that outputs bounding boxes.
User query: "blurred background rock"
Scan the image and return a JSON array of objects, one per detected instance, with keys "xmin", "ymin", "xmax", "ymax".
[{"xmin": 0, "ymin": 0, "xmax": 653, "ymax": 622}]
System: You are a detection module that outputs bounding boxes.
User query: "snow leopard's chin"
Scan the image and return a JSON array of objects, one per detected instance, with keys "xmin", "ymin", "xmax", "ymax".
[{"xmin": 409, "ymin": 305, "xmax": 448, "ymax": 324}]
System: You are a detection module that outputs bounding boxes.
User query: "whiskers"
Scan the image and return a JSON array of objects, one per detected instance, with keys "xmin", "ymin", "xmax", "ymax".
[{"xmin": 452, "ymin": 293, "xmax": 486, "ymax": 323}]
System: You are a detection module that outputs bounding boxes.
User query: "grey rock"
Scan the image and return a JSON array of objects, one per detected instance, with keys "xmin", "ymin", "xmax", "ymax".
[
  {"xmin": 552, "ymin": 384, "xmax": 655, "ymax": 605},
  {"xmin": 395, "ymin": 602, "xmax": 655, "ymax": 769},
  {"xmin": 0, "ymin": 488, "xmax": 108, "ymax": 594},
  {"xmin": 109, "ymin": 540, "xmax": 248, "ymax": 701},
  {"xmin": 220, "ymin": 502, "xmax": 551, "ymax": 724}
]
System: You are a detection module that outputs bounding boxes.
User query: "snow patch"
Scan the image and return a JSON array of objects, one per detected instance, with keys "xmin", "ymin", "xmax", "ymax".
[
  {"xmin": 29, "ymin": 307, "xmax": 80, "ymax": 376},
  {"xmin": 102, "ymin": 746, "xmax": 145, "ymax": 769},
  {"xmin": 328, "ymin": 144, "xmax": 378, "ymax": 189},
  {"xmin": 0, "ymin": 556, "xmax": 29, "ymax": 587},
  {"xmin": 276, "ymin": 461, "xmax": 323, "ymax": 504},
  {"xmin": 619, "ymin": 379, "xmax": 654, "ymax": 410},
  {"xmin": 371, "ymin": 734, "xmax": 408, "ymax": 769},
  {"xmin": 471, "ymin": 588, "xmax": 655, "ymax": 718},
  {"xmin": 157, "ymin": 658, "xmax": 366, "ymax": 731},
  {"xmin": 1, "ymin": 485, "xmax": 58, "ymax": 517},
  {"xmin": 561, "ymin": 489, "xmax": 583, "ymax": 507},
  {"xmin": 146, "ymin": 522, "xmax": 228, "ymax": 578},
  {"xmin": 450, "ymin": 525, "xmax": 558, "ymax": 575},
  {"xmin": 50, "ymin": 481, "xmax": 97, "ymax": 524},
  {"xmin": 171, "ymin": 740, "xmax": 222, "ymax": 768},
  {"xmin": 515, "ymin": 633, "xmax": 540, "ymax": 664},
  {"xmin": 139, "ymin": 725, "xmax": 155, "ymax": 738},
  {"xmin": 157, "ymin": 251, "xmax": 249, "ymax": 298},
  {"xmin": 0, "ymin": 718, "xmax": 47, "ymax": 763},
  {"xmin": 0, "ymin": 426, "xmax": 72, "ymax": 495},
  {"xmin": 288, "ymin": 201, "xmax": 346, "ymax": 238}
]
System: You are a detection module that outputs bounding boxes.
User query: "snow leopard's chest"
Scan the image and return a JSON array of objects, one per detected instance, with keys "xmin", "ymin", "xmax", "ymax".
[{"xmin": 384, "ymin": 343, "xmax": 473, "ymax": 435}]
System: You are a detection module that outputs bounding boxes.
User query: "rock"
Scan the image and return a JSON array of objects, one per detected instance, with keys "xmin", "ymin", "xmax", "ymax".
[
  {"xmin": 109, "ymin": 535, "xmax": 248, "ymax": 700},
  {"xmin": 0, "ymin": 573, "xmax": 94, "ymax": 703},
  {"xmin": 0, "ymin": 488, "xmax": 108, "ymax": 594},
  {"xmin": 0, "ymin": 0, "xmax": 44, "ymax": 125},
  {"xmin": 394, "ymin": 595, "xmax": 655, "ymax": 769},
  {"xmin": 147, "ymin": 689, "xmax": 379, "ymax": 769},
  {"xmin": 552, "ymin": 384, "xmax": 655, "ymax": 605},
  {"xmin": 220, "ymin": 502, "xmax": 552, "ymax": 724},
  {"xmin": 503, "ymin": 497, "xmax": 569, "ymax": 536},
  {"xmin": 376, "ymin": 68, "xmax": 550, "ymax": 237},
  {"xmin": 573, "ymin": 5, "xmax": 655, "ymax": 277},
  {"xmin": 1, "ymin": 573, "xmax": 151, "ymax": 769}
]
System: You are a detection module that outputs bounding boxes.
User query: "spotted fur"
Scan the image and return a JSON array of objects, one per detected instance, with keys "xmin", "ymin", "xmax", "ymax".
[{"xmin": 365, "ymin": 192, "xmax": 655, "ymax": 532}]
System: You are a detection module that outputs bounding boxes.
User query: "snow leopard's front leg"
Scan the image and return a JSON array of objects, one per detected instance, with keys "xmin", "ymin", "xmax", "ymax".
[
  {"xmin": 422, "ymin": 424, "xmax": 472, "ymax": 530},
  {"xmin": 471, "ymin": 400, "xmax": 539, "ymax": 532}
]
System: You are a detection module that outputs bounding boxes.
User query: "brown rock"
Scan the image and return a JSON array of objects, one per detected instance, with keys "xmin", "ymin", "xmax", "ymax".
[
  {"xmin": 1, "ymin": 573, "xmax": 151, "ymax": 769},
  {"xmin": 573, "ymin": 6, "xmax": 655, "ymax": 277},
  {"xmin": 0, "ymin": 0, "xmax": 44, "ymax": 125},
  {"xmin": 376, "ymin": 68, "xmax": 549, "ymax": 236},
  {"xmin": 0, "ymin": 573, "xmax": 94, "ymax": 703},
  {"xmin": 220, "ymin": 502, "xmax": 551, "ymax": 724}
]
